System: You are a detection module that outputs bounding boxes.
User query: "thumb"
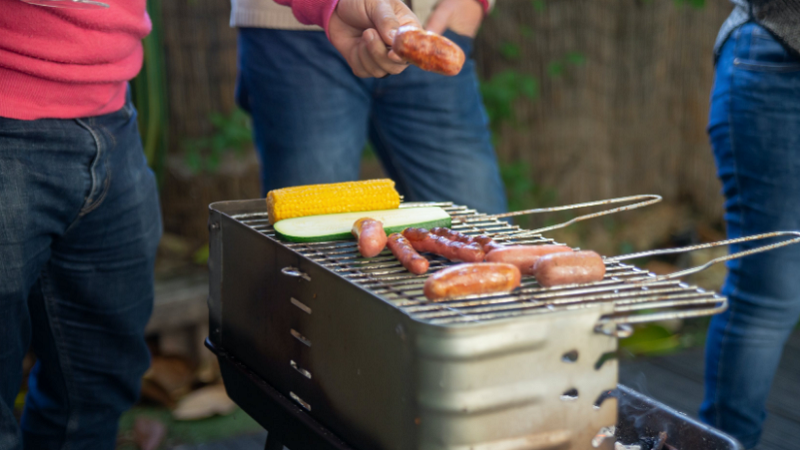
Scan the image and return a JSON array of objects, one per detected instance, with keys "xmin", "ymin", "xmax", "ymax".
[
  {"xmin": 369, "ymin": 0, "xmax": 402, "ymax": 45},
  {"xmin": 424, "ymin": 5, "xmax": 449, "ymax": 35}
]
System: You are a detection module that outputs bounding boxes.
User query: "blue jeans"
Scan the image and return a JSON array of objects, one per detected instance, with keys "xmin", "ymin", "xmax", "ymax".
[
  {"xmin": 0, "ymin": 95, "xmax": 162, "ymax": 450},
  {"xmin": 236, "ymin": 28, "xmax": 508, "ymax": 215},
  {"xmin": 701, "ymin": 23, "xmax": 800, "ymax": 449}
]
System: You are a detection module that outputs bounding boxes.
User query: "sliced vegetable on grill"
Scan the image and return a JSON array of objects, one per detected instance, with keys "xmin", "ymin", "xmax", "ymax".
[
  {"xmin": 532, "ymin": 250, "xmax": 606, "ymax": 287},
  {"xmin": 274, "ymin": 206, "xmax": 451, "ymax": 243},
  {"xmin": 424, "ymin": 263, "xmax": 521, "ymax": 300},
  {"xmin": 352, "ymin": 218, "xmax": 388, "ymax": 258},
  {"xmin": 266, "ymin": 178, "xmax": 400, "ymax": 225}
]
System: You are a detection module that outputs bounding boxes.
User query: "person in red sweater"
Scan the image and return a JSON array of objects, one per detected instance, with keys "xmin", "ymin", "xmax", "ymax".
[{"xmin": 0, "ymin": 0, "xmax": 417, "ymax": 448}]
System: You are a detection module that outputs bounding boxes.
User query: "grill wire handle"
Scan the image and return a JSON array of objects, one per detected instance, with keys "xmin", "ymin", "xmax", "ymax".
[
  {"xmin": 609, "ymin": 230, "xmax": 800, "ymax": 284},
  {"xmin": 484, "ymin": 194, "xmax": 662, "ymax": 237},
  {"xmin": 595, "ymin": 231, "xmax": 800, "ymax": 336}
]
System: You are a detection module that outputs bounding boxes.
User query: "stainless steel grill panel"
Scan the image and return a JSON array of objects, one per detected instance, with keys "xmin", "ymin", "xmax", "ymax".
[{"xmin": 233, "ymin": 202, "xmax": 725, "ymax": 328}]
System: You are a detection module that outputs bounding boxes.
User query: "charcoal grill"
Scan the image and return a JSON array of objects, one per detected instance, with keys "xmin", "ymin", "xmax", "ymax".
[{"xmin": 206, "ymin": 199, "xmax": 786, "ymax": 450}]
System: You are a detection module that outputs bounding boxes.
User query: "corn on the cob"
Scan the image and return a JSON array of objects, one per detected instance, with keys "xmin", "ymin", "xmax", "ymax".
[{"xmin": 267, "ymin": 179, "xmax": 400, "ymax": 224}]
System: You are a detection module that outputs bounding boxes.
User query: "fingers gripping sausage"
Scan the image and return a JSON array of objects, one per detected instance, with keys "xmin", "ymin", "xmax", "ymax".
[
  {"xmin": 387, "ymin": 233, "xmax": 429, "ymax": 275},
  {"xmin": 485, "ymin": 245, "xmax": 574, "ymax": 275},
  {"xmin": 531, "ymin": 251, "xmax": 606, "ymax": 287},
  {"xmin": 393, "ymin": 26, "xmax": 466, "ymax": 76},
  {"xmin": 352, "ymin": 218, "xmax": 388, "ymax": 258},
  {"xmin": 424, "ymin": 263, "xmax": 522, "ymax": 300}
]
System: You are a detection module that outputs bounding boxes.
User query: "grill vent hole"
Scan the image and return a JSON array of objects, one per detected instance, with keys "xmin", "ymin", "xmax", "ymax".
[
  {"xmin": 560, "ymin": 388, "xmax": 579, "ymax": 401},
  {"xmin": 561, "ymin": 350, "xmax": 579, "ymax": 363},
  {"xmin": 594, "ymin": 351, "xmax": 618, "ymax": 370}
]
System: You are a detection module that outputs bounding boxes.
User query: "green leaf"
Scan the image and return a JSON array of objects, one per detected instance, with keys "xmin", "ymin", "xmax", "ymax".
[
  {"xmin": 193, "ymin": 244, "xmax": 210, "ymax": 265},
  {"xmin": 547, "ymin": 61, "xmax": 564, "ymax": 77},
  {"xmin": 500, "ymin": 42, "xmax": 521, "ymax": 60},
  {"xmin": 531, "ymin": 0, "xmax": 545, "ymax": 12},
  {"xmin": 566, "ymin": 51, "xmax": 586, "ymax": 66},
  {"xmin": 185, "ymin": 151, "xmax": 202, "ymax": 174},
  {"xmin": 520, "ymin": 76, "xmax": 539, "ymax": 99}
]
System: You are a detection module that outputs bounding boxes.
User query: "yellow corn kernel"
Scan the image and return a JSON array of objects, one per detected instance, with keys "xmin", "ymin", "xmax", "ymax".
[{"xmin": 267, "ymin": 179, "xmax": 400, "ymax": 224}]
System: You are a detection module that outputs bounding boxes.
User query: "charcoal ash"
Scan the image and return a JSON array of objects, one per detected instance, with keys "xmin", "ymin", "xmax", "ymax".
[{"xmin": 616, "ymin": 431, "xmax": 669, "ymax": 450}]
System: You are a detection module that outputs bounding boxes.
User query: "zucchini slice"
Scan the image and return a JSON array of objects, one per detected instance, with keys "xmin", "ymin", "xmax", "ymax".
[{"xmin": 273, "ymin": 207, "xmax": 452, "ymax": 243}]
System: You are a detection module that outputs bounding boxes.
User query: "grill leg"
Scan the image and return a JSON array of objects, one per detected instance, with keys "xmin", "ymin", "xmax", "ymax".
[{"xmin": 264, "ymin": 433, "xmax": 283, "ymax": 450}]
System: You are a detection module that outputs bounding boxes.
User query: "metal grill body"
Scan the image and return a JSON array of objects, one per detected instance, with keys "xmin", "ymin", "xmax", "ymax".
[{"xmin": 208, "ymin": 200, "xmax": 726, "ymax": 450}]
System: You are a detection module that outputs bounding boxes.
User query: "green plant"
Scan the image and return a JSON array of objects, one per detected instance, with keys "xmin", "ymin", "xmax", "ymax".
[
  {"xmin": 131, "ymin": 0, "xmax": 168, "ymax": 186},
  {"xmin": 547, "ymin": 51, "xmax": 587, "ymax": 78},
  {"xmin": 183, "ymin": 109, "xmax": 254, "ymax": 174},
  {"xmin": 673, "ymin": 0, "xmax": 705, "ymax": 8},
  {"xmin": 480, "ymin": 70, "xmax": 538, "ymax": 134},
  {"xmin": 500, "ymin": 161, "xmax": 558, "ymax": 228}
]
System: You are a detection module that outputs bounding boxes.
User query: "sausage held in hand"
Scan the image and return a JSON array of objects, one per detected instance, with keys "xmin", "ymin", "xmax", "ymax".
[
  {"xmin": 532, "ymin": 251, "xmax": 606, "ymax": 287},
  {"xmin": 392, "ymin": 26, "xmax": 466, "ymax": 76},
  {"xmin": 352, "ymin": 218, "xmax": 387, "ymax": 258},
  {"xmin": 424, "ymin": 263, "xmax": 522, "ymax": 300}
]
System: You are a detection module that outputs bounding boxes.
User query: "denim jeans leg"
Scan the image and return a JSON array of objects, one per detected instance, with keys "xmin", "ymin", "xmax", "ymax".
[
  {"xmin": 0, "ymin": 97, "xmax": 160, "ymax": 450},
  {"xmin": 368, "ymin": 30, "xmax": 507, "ymax": 215},
  {"xmin": 701, "ymin": 23, "xmax": 800, "ymax": 449},
  {"xmin": 0, "ymin": 115, "xmax": 98, "ymax": 450},
  {"xmin": 237, "ymin": 29, "xmax": 372, "ymax": 195}
]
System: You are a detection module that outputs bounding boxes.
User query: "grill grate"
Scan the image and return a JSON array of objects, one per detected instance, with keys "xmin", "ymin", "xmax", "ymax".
[{"xmin": 233, "ymin": 202, "xmax": 725, "ymax": 328}]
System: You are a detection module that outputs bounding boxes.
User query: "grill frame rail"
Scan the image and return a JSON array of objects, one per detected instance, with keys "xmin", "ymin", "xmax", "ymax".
[{"xmin": 232, "ymin": 201, "xmax": 731, "ymax": 332}]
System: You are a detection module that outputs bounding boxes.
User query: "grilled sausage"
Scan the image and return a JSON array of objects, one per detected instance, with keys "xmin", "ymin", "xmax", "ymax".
[
  {"xmin": 430, "ymin": 227, "xmax": 472, "ymax": 243},
  {"xmin": 352, "ymin": 218, "xmax": 387, "ymax": 258},
  {"xmin": 485, "ymin": 245, "xmax": 573, "ymax": 275},
  {"xmin": 387, "ymin": 233, "xmax": 429, "ymax": 275},
  {"xmin": 402, "ymin": 228, "xmax": 485, "ymax": 262},
  {"xmin": 474, "ymin": 234, "xmax": 507, "ymax": 254},
  {"xmin": 424, "ymin": 263, "xmax": 522, "ymax": 300},
  {"xmin": 532, "ymin": 251, "xmax": 606, "ymax": 287},
  {"xmin": 392, "ymin": 26, "xmax": 466, "ymax": 76}
]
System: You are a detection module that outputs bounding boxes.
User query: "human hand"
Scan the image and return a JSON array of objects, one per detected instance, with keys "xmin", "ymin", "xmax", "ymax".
[
  {"xmin": 328, "ymin": 0, "xmax": 422, "ymax": 78},
  {"xmin": 425, "ymin": 0, "xmax": 485, "ymax": 38}
]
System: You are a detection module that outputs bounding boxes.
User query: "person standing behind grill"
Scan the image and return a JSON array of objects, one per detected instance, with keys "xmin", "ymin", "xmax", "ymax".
[
  {"xmin": 701, "ymin": 1, "xmax": 800, "ymax": 448},
  {"xmin": 0, "ymin": 0, "xmax": 416, "ymax": 449},
  {"xmin": 231, "ymin": 0, "xmax": 509, "ymax": 215}
]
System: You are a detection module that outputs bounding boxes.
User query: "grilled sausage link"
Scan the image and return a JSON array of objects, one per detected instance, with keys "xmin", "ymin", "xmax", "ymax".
[
  {"xmin": 387, "ymin": 233, "xmax": 429, "ymax": 275},
  {"xmin": 429, "ymin": 228, "xmax": 506, "ymax": 255},
  {"xmin": 424, "ymin": 263, "xmax": 522, "ymax": 300},
  {"xmin": 352, "ymin": 218, "xmax": 387, "ymax": 258},
  {"xmin": 402, "ymin": 228, "xmax": 485, "ymax": 262},
  {"xmin": 430, "ymin": 227, "xmax": 472, "ymax": 243},
  {"xmin": 485, "ymin": 245, "xmax": 573, "ymax": 275},
  {"xmin": 532, "ymin": 251, "xmax": 606, "ymax": 287},
  {"xmin": 473, "ymin": 234, "xmax": 506, "ymax": 254},
  {"xmin": 392, "ymin": 26, "xmax": 466, "ymax": 76}
]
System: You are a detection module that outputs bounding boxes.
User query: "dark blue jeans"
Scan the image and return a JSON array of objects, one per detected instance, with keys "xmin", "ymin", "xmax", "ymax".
[
  {"xmin": 701, "ymin": 23, "xmax": 800, "ymax": 449},
  {"xmin": 0, "ymin": 95, "xmax": 161, "ymax": 450},
  {"xmin": 236, "ymin": 28, "xmax": 508, "ymax": 215}
]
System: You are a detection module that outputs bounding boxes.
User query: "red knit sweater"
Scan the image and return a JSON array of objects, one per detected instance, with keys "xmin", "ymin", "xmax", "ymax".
[
  {"xmin": 0, "ymin": 0, "xmax": 484, "ymax": 120},
  {"xmin": 0, "ymin": 0, "xmax": 151, "ymax": 120}
]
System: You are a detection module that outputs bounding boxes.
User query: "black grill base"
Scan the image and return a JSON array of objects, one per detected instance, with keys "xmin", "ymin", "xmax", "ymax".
[{"xmin": 207, "ymin": 339, "xmax": 742, "ymax": 450}]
